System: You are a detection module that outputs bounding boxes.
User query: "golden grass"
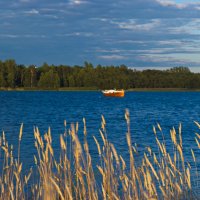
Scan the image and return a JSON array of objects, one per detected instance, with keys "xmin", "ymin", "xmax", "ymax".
[{"xmin": 0, "ymin": 111, "xmax": 199, "ymax": 200}]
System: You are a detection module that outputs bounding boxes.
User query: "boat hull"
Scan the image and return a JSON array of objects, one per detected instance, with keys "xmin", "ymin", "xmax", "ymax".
[{"xmin": 102, "ymin": 90, "xmax": 125, "ymax": 97}]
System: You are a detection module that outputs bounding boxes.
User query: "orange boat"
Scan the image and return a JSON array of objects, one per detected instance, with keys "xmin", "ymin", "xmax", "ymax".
[{"xmin": 102, "ymin": 89, "xmax": 125, "ymax": 97}]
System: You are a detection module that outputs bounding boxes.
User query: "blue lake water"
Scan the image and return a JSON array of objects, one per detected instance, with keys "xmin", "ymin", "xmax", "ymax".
[{"xmin": 0, "ymin": 91, "xmax": 200, "ymax": 177}]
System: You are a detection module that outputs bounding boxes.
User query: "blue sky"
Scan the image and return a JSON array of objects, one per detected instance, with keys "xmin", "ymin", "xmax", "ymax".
[{"xmin": 1, "ymin": 0, "xmax": 200, "ymax": 71}]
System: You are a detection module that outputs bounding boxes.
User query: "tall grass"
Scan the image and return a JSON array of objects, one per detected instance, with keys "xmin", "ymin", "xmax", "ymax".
[{"xmin": 0, "ymin": 110, "xmax": 199, "ymax": 199}]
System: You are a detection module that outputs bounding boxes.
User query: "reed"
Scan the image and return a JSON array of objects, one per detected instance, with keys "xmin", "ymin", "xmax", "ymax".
[{"xmin": 0, "ymin": 111, "xmax": 199, "ymax": 199}]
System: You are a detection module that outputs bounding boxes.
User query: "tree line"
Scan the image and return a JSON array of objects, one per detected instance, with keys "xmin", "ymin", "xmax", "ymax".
[{"xmin": 0, "ymin": 59, "xmax": 200, "ymax": 89}]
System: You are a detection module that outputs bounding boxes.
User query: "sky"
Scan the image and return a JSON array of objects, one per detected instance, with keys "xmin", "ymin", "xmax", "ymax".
[{"xmin": 1, "ymin": 0, "xmax": 200, "ymax": 72}]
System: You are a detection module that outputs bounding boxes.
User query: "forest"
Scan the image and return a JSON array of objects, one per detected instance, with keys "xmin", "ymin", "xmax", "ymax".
[{"xmin": 0, "ymin": 59, "xmax": 200, "ymax": 89}]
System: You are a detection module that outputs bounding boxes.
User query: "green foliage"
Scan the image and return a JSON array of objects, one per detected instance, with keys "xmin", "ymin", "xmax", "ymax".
[
  {"xmin": 24, "ymin": 65, "xmax": 37, "ymax": 88},
  {"xmin": 5, "ymin": 59, "xmax": 17, "ymax": 88},
  {"xmin": 0, "ymin": 59, "xmax": 199, "ymax": 89},
  {"xmin": 167, "ymin": 66, "xmax": 191, "ymax": 73},
  {"xmin": 38, "ymin": 69, "xmax": 60, "ymax": 88},
  {"xmin": 0, "ymin": 61, "xmax": 7, "ymax": 87}
]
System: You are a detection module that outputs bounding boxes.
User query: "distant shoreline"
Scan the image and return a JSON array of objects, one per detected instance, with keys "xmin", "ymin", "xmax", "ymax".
[
  {"xmin": 127, "ymin": 88, "xmax": 200, "ymax": 92},
  {"xmin": 1, "ymin": 87, "xmax": 200, "ymax": 92}
]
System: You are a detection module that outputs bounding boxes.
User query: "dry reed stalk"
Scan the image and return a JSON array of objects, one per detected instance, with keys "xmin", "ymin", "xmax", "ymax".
[
  {"xmin": 60, "ymin": 135, "xmax": 66, "ymax": 151},
  {"xmin": 125, "ymin": 109, "xmax": 139, "ymax": 199},
  {"xmin": 64, "ymin": 119, "xmax": 67, "ymax": 127},
  {"xmin": 177, "ymin": 144, "xmax": 185, "ymax": 174},
  {"xmin": 195, "ymin": 132, "xmax": 200, "ymax": 139},
  {"xmin": 18, "ymin": 124, "xmax": 23, "ymax": 166},
  {"xmin": 49, "ymin": 177, "xmax": 65, "ymax": 200},
  {"xmin": 83, "ymin": 118, "xmax": 87, "ymax": 136},
  {"xmin": 0, "ymin": 113, "xmax": 199, "ymax": 200},
  {"xmin": 168, "ymin": 167, "xmax": 175, "ymax": 178},
  {"xmin": 101, "ymin": 115, "xmax": 106, "ymax": 131},
  {"xmin": 157, "ymin": 123, "xmax": 162, "ymax": 132},
  {"xmin": 186, "ymin": 167, "xmax": 191, "ymax": 189},
  {"xmin": 0, "ymin": 132, "xmax": 33, "ymax": 200},
  {"xmin": 144, "ymin": 154, "xmax": 159, "ymax": 181},
  {"xmin": 93, "ymin": 136, "xmax": 101, "ymax": 156},
  {"xmin": 167, "ymin": 153, "xmax": 175, "ymax": 171},
  {"xmin": 195, "ymin": 137, "xmax": 200, "ymax": 149},
  {"xmin": 146, "ymin": 168, "xmax": 154, "ymax": 196},
  {"xmin": 153, "ymin": 126, "xmax": 156, "ymax": 135},
  {"xmin": 155, "ymin": 137, "xmax": 164, "ymax": 155},
  {"xmin": 19, "ymin": 123, "xmax": 23, "ymax": 141},
  {"xmin": 194, "ymin": 121, "xmax": 200, "ymax": 129},
  {"xmin": 99, "ymin": 129, "xmax": 106, "ymax": 147},
  {"xmin": 120, "ymin": 155, "xmax": 126, "ymax": 171},
  {"xmin": 179, "ymin": 123, "xmax": 182, "ymax": 148},
  {"xmin": 83, "ymin": 128, "xmax": 98, "ymax": 200},
  {"xmin": 161, "ymin": 143, "xmax": 167, "ymax": 157},
  {"xmin": 34, "ymin": 128, "xmax": 56, "ymax": 200},
  {"xmin": 170, "ymin": 128, "xmax": 177, "ymax": 146},
  {"xmin": 2, "ymin": 131, "xmax": 5, "ymax": 145},
  {"xmin": 110, "ymin": 144, "xmax": 119, "ymax": 166},
  {"xmin": 191, "ymin": 149, "xmax": 196, "ymax": 163}
]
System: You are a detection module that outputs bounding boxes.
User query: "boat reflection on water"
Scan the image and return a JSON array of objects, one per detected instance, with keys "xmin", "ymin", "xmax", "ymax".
[{"xmin": 102, "ymin": 89, "xmax": 125, "ymax": 97}]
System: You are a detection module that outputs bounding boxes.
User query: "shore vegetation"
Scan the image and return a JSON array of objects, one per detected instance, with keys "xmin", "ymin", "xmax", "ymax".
[
  {"xmin": 1, "ymin": 59, "xmax": 200, "ymax": 90},
  {"xmin": 0, "ymin": 110, "xmax": 199, "ymax": 199}
]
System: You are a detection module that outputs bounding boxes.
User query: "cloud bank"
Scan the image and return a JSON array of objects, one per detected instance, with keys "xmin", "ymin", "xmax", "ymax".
[{"xmin": 0, "ymin": 0, "xmax": 200, "ymax": 70}]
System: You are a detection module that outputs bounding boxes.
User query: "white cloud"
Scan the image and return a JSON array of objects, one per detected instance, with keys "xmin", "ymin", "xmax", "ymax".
[
  {"xmin": 167, "ymin": 18, "xmax": 200, "ymax": 35},
  {"xmin": 56, "ymin": 32, "xmax": 94, "ymax": 37},
  {"xmin": 0, "ymin": 34, "xmax": 19, "ymax": 38},
  {"xmin": 155, "ymin": 0, "xmax": 187, "ymax": 9},
  {"xmin": 137, "ymin": 53, "xmax": 200, "ymax": 66},
  {"xmin": 157, "ymin": 40, "xmax": 183, "ymax": 46},
  {"xmin": 72, "ymin": 0, "xmax": 82, "ymax": 5},
  {"xmin": 90, "ymin": 18, "xmax": 109, "ymax": 22},
  {"xmin": 95, "ymin": 48, "xmax": 123, "ymax": 53},
  {"xmin": 24, "ymin": 9, "xmax": 39, "ymax": 15},
  {"xmin": 116, "ymin": 40, "xmax": 146, "ymax": 45},
  {"xmin": 138, "ymin": 54, "xmax": 181, "ymax": 64},
  {"xmin": 0, "ymin": 34, "xmax": 47, "ymax": 39},
  {"xmin": 1, "ymin": 0, "xmax": 200, "ymax": 68},
  {"xmin": 155, "ymin": 0, "xmax": 200, "ymax": 9},
  {"xmin": 135, "ymin": 48, "xmax": 174, "ymax": 54},
  {"xmin": 98, "ymin": 55, "xmax": 126, "ymax": 60},
  {"xmin": 115, "ymin": 19, "xmax": 160, "ymax": 31},
  {"xmin": 69, "ymin": 0, "xmax": 88, "ymax": 5}
]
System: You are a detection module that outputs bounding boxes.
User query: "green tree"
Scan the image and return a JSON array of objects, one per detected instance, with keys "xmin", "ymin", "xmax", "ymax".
[
  {"xmin": 38, "ymin": 69, "xmax": 60, "ymax": 88},
  {"xmin": 24, "ymin": 65, "xmax": 37, "ymax": 87},
  {"xmin": 68, "ymin": 75, "xmax": 76, "ymax": 87},
  {"xmin": 15, "ymin": 65, "xmax": 25, "ymax": 87},
  {"xmin": 0, "ymin": 61, "xmax": 7, "ymax": 87},
  {"xmin": 5, "ymin": 59, "xmax": 16, "ymax": 88},
  {"xmin": 168, "ymin": 66, "xmax": 191, "ymax": 73},
  {"xmin": 187, "ymin": 74, "xmax": 200, "ymax": 89}
]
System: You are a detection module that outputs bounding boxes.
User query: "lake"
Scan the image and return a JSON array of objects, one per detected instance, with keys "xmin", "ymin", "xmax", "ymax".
[{"xmin": 0, "ymin": 91, "xmax": 199, "ymax": 185}]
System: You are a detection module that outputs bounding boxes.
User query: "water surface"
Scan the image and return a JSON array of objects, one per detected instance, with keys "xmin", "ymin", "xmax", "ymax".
[{"xmin": 0, "ymin": 91, "xmax": 199, "ymax": 175}]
